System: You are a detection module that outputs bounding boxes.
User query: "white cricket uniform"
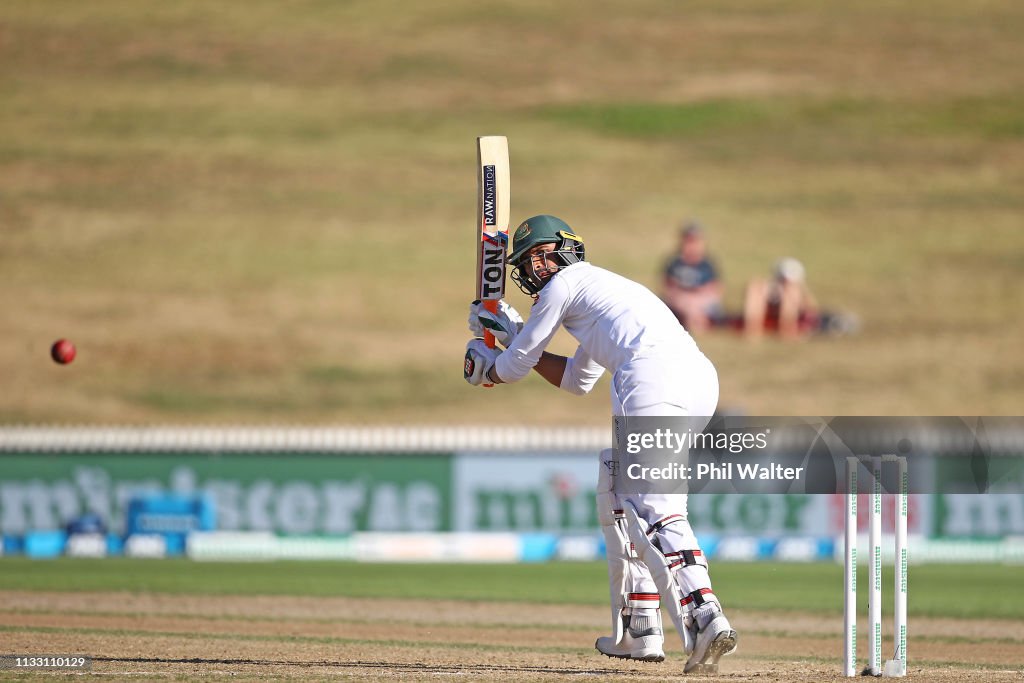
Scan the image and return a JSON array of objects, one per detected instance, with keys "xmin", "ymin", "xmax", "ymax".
[
  {"xmin": 494, "ymin": 261, "xmax": 719, "ymax": 601},
  {"xmin": 494, "ymin": 259, "xmax": 718, "ymax": 420}
]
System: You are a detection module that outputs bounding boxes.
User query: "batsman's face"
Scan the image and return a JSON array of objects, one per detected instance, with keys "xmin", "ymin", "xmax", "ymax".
[{"xmin": 526, "ymin": 244, "xmax": 559, "ymax": 281}]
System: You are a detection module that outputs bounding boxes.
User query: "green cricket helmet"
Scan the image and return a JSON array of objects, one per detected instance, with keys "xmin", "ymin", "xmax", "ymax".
[{"xmin": 507, "ymin": 215, "xmax": 586, "ymax": 295}]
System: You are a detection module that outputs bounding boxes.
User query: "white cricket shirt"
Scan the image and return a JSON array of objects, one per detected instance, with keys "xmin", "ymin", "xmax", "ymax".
[{"xmin": 494, "ymin": 262, "xmax": 701, "ymax": 392}]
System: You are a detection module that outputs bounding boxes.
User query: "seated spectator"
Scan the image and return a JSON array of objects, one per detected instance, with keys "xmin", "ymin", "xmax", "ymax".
[
  {"xmin": 661, "ymin": 222, "xmax": 724, "ymax": 333},
  {"xmin": 743, "ymin": 257, "xmax": 820, "ymax": 339}
]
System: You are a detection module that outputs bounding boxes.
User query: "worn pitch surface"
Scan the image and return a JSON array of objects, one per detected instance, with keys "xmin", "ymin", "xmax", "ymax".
[{"xmin": 2, "ymin": 591, "xmax": 1020, "ymax": 681}]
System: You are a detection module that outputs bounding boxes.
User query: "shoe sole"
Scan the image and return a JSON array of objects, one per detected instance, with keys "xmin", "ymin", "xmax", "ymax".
[
  {"xmin": 595, "ymin": 640, "xmax": 666, "ymax": 663},
  {"xmin": 683, "ymin": 629, "xmax": 738, "ymax": 674}
]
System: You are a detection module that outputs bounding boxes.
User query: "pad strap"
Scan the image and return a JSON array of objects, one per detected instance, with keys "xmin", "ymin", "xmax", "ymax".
[
  {"xmin": 680, "ymin": 588, "xmax": 716, "ymax": 608},
  {"xmin": 664, "ymin": 549, "xmax": 706, "ymax": 571},
  {"xmin": 646, "ymin": 514, "xmax": 686, "ymax": 535},
  {"xmin": 627, "ymin": 592, "xmax": 660, "ymax": 609}
]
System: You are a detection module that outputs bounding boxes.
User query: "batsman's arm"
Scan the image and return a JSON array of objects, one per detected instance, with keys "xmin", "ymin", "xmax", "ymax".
[
  {"xmin": 531, "ymin": 352, "xmax": 568, "ymax": 387},
  {"xmin": 492, "ymin": 351, "xmax": 598, "ymax": 394},
  {"xmin": 560, "ymin": 345, "xmax": 604, "ymax": 395},
  {"xmin": 492, "ymin": 278, "xmax": 569, "ymax": 383},
  {"xmin": 484, "ymin": 351, "xmax": 562, "ymax": 385}
]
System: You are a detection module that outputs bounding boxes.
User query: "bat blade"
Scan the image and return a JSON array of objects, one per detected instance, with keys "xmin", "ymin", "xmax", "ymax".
[{"xmin": 475, "ymin": 136, "xmax": 510, "ymax": 386}]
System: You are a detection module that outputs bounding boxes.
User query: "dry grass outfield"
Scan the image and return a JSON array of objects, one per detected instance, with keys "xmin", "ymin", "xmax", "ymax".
[
  {"xmin": 2, "ymin": 591, "xmax": 1022, "ymax": 681},
  {"xmin": 1, "ymin": 1, "xmax": 1023, "ymax": 423}
]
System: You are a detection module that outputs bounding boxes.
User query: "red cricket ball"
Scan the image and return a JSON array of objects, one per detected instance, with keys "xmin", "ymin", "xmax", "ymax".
[{"xmin": 51, "ymin": 339, "xmax": 77, "ymax": 365}]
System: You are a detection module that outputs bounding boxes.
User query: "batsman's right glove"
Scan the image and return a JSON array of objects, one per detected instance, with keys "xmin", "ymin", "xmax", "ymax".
[{"xmin": 463, "ymin": 338, "xmax": 501, "ymax": 386}]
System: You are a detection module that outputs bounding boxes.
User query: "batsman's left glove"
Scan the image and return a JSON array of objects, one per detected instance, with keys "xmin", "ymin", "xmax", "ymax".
[{"xmin": 464, "ymin": 338, "xmax": 502, "ymax": 386}]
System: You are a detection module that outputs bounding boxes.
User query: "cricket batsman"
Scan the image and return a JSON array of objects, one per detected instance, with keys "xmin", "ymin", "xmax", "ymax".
[{"xmin": 464, "ymin": 215, "xmax": 738, "ymax": 673}]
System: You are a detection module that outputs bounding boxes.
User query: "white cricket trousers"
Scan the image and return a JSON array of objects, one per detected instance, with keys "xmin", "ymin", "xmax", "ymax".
[{"xmin": 600, "ymin": 351, "xmax": 720, "ymax": 599}]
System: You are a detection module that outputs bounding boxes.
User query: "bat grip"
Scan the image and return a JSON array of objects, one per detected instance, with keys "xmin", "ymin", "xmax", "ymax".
[{"xmin": 482, "ymin": 300, "xmax": 498, "ymax": 387}]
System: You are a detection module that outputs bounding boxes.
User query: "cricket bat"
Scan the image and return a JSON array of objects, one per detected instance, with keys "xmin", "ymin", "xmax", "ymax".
[{"xmin": 475, "ymin": 136, "xmax": 511, "ymax": 387}]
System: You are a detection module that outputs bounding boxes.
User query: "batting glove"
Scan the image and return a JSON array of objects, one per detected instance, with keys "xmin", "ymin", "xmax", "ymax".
[
  {"xmin": 464, "ymin": 338, "xmax": 502, "ymax": 386},
  {"xmin": 467, "ymin": 299, "xmax": 524, "ymax": 347}
]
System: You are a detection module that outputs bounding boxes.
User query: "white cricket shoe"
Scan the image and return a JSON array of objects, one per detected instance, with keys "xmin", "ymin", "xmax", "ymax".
[
  {"xmin": 683, "ymin": 604, "xmax": 738, "ymax": 674},
  {"xmin": 595, "ymin": 609, "xmax": 665, "ymax": 662}
]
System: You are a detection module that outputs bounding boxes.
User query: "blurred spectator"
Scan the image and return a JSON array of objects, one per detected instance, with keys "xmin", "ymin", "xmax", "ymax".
[
  {"xmin": 743, "ymin": 257, "xmax": 820, "ymax": 340},
  {"xmin": 661, "ymin": 221, "xmax": 724, "ymax": 333}
]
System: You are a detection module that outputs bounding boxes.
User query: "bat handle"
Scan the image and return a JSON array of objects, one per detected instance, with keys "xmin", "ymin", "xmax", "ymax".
[{"xmin": 482, "ymin": 300, "xmax": 498, "ymax": 388}]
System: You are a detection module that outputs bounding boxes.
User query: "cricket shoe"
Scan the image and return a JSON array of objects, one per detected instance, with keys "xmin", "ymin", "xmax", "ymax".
[
  {"xmin": 683, "ymin": 604, "xmax": 738, "ymax": 674},
  {"xmin": 595, "ymin": 609, "xmax": 665, "ymax": 662}
]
